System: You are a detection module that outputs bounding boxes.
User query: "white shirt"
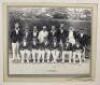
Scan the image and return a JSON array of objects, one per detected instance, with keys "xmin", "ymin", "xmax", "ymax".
[
  {"xmin": 68, "ymin": 30, "xmax": 74, "ymax": 39},
  {"xmin": 23, "ymin": 41, "xmax": 27, "ymax": 46},
  {"xmin": 38, "ymin": 30, "xmax": 48, "ymax": 43},
  {"xmin": 33, "ymin": 41, "xmax": 37, "ymax": 46},
  {"xmin": 51, "ymin": 30, "xmax": 56, "ymax": 36},
  {"xmin": 60, "ymin": 29, "xmax": 64, "ymax": 34},
  {"xmin": 25, "ymin": 32, "xmax": 28, "ymax": 38},
  {"xmin": 80, "ymin": 33, "xmax": 84, "ymax": 38},
  {"xmin": 33, "ymin": 32, "xmax": 38, "ymax": 37},
  {"xmin": 15, "ymin": 28, "xmax": 20, "ymax": 34},
  {"xmin": 68, "ymin": 30, "xmax": 75, "ymax": 45}
]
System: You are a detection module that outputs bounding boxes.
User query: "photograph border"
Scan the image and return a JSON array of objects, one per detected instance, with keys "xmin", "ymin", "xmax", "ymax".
[{"xmin": 3, "ymin": 2, "xmax": 98, "ymax": 82}]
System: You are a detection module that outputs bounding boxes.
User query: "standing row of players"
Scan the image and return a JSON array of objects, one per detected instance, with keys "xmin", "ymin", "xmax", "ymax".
[{"xmin": 10, "ymin": 22, "xmax": 90, "ymax": 63}]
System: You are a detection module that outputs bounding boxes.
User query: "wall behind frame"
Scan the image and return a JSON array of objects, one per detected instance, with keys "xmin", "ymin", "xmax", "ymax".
[{"xmin": 0, "ymin": 0, "xmax": 100, "ymax": 85}]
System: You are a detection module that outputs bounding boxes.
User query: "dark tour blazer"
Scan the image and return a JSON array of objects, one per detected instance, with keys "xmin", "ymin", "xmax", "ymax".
[
  {"xmin": 72, "ymin": 44, "xmax": 83, "ymax": 51},
  {"xmin": 30, "ymin": 31, "xmax": 38, "ymax": 42},
  {"xmin": 20, "ymin": 40, "xmax": 31, "ymax": 50},
  {"xmin": 77, "ymin": 33, "xmax": 90, "ymax": 46},
  {"xmin": 10, "ymin": 29, "xmax": 23, "ymax": 43},
  {"xmin": 22, "ymin": 32, "xmax": 31, "ymax": 42},
  {"xmin": 42, "ymin": 43, "xmax": 50, "ymax": 49},
  {"xmin": 19, "ymin": 31, "xmax": 32, "ymax": 50},
  {"xmin": 48, "ymin": 31, "xmax": 57, "ymax": 43},
  {"xmin": 31, "ymin": 40, "xmax": 39, "ymax": 49},
  {"xmin": 63, "ymin": 43, "xmax": 73, "ymax": 51},
  {"xmin": 29, "ymin": 32, "xmax": 39, "ymax": 49},
  {"xmin": 57, "ymin": 29, "xmax": 68, "ymax": 43},
  {"xmin": 50, "ymin": 41, "xmax": 59, "ymax": 50}
]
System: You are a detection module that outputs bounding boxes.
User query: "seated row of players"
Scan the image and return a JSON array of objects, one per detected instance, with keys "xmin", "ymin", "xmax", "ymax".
[{"xmin": 10, "ymin": 23, "xmax": 89, "ymax": 63}]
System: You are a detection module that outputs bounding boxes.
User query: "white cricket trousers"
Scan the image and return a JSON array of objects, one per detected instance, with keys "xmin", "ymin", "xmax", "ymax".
[
  {"xmin": 62, "ymin": 51, "xmax": 72, "ymax": 63},
  {"xmin": 51, "ymin": 49, "xmax": 59, "ymax": 63},
  {"xmin": 37, "ymin": 50, "xmax": 45, "ymax": 63},
  {"xmin": 32, "ymin": 49, "xmax": 38, "ymax": 62},
  {"xmin": 73, "ymin": 50, "xmax": 82, "ymax": 64},
  {"xmin": 12, "ymin": 42, "xmax": 20, "ymax": 60},
  {"xmin": 45, "ymin": 49, "xmax": 51, "ymax": 62},
  {"xmin": 20, "ymin": 49, "xmax": 31, "ymax": 63}
]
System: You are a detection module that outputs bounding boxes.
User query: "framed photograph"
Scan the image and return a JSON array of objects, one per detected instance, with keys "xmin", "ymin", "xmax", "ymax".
[{"xmin": 3, "ymin": 3, "xmax": 97, "ymax": 82}]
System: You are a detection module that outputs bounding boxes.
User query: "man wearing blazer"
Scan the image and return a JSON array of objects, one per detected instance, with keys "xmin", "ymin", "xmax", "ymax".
[
  {"xmin": 20, "ymin": 28, "xmax": 31, "ymax": 63},
  {"xmin": 77, "ymin": 30, "xmax": 90, "ymax": 62},
  {"xmin": 10, "ymin": 22, "xmax": 23, "ymax": 61},
  {"xmin": 49, "ymin": 25, "xmax": 57, "ymax": 43},
  {"xmin": 51, "ymin": 37, "xmax": 60, "ymax": 63},
  {"xmin": 57, "ymin": 23, "xmax": 68, "ymax": 44}
]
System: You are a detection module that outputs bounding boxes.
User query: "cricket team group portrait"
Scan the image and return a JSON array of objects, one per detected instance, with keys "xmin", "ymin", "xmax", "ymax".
[
  {"xmin": 10, "ymin": 22, "xmax": 89, "ymax": 64},
  {"xmin": 7, "ymin": 6, "xmax": 92, "ymax": 75}
]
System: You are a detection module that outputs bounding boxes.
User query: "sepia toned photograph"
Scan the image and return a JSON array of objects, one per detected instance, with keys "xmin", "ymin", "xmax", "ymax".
[{"xmin": 3, "ymin": 4, "xmax": 97, "ymax": 81}]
